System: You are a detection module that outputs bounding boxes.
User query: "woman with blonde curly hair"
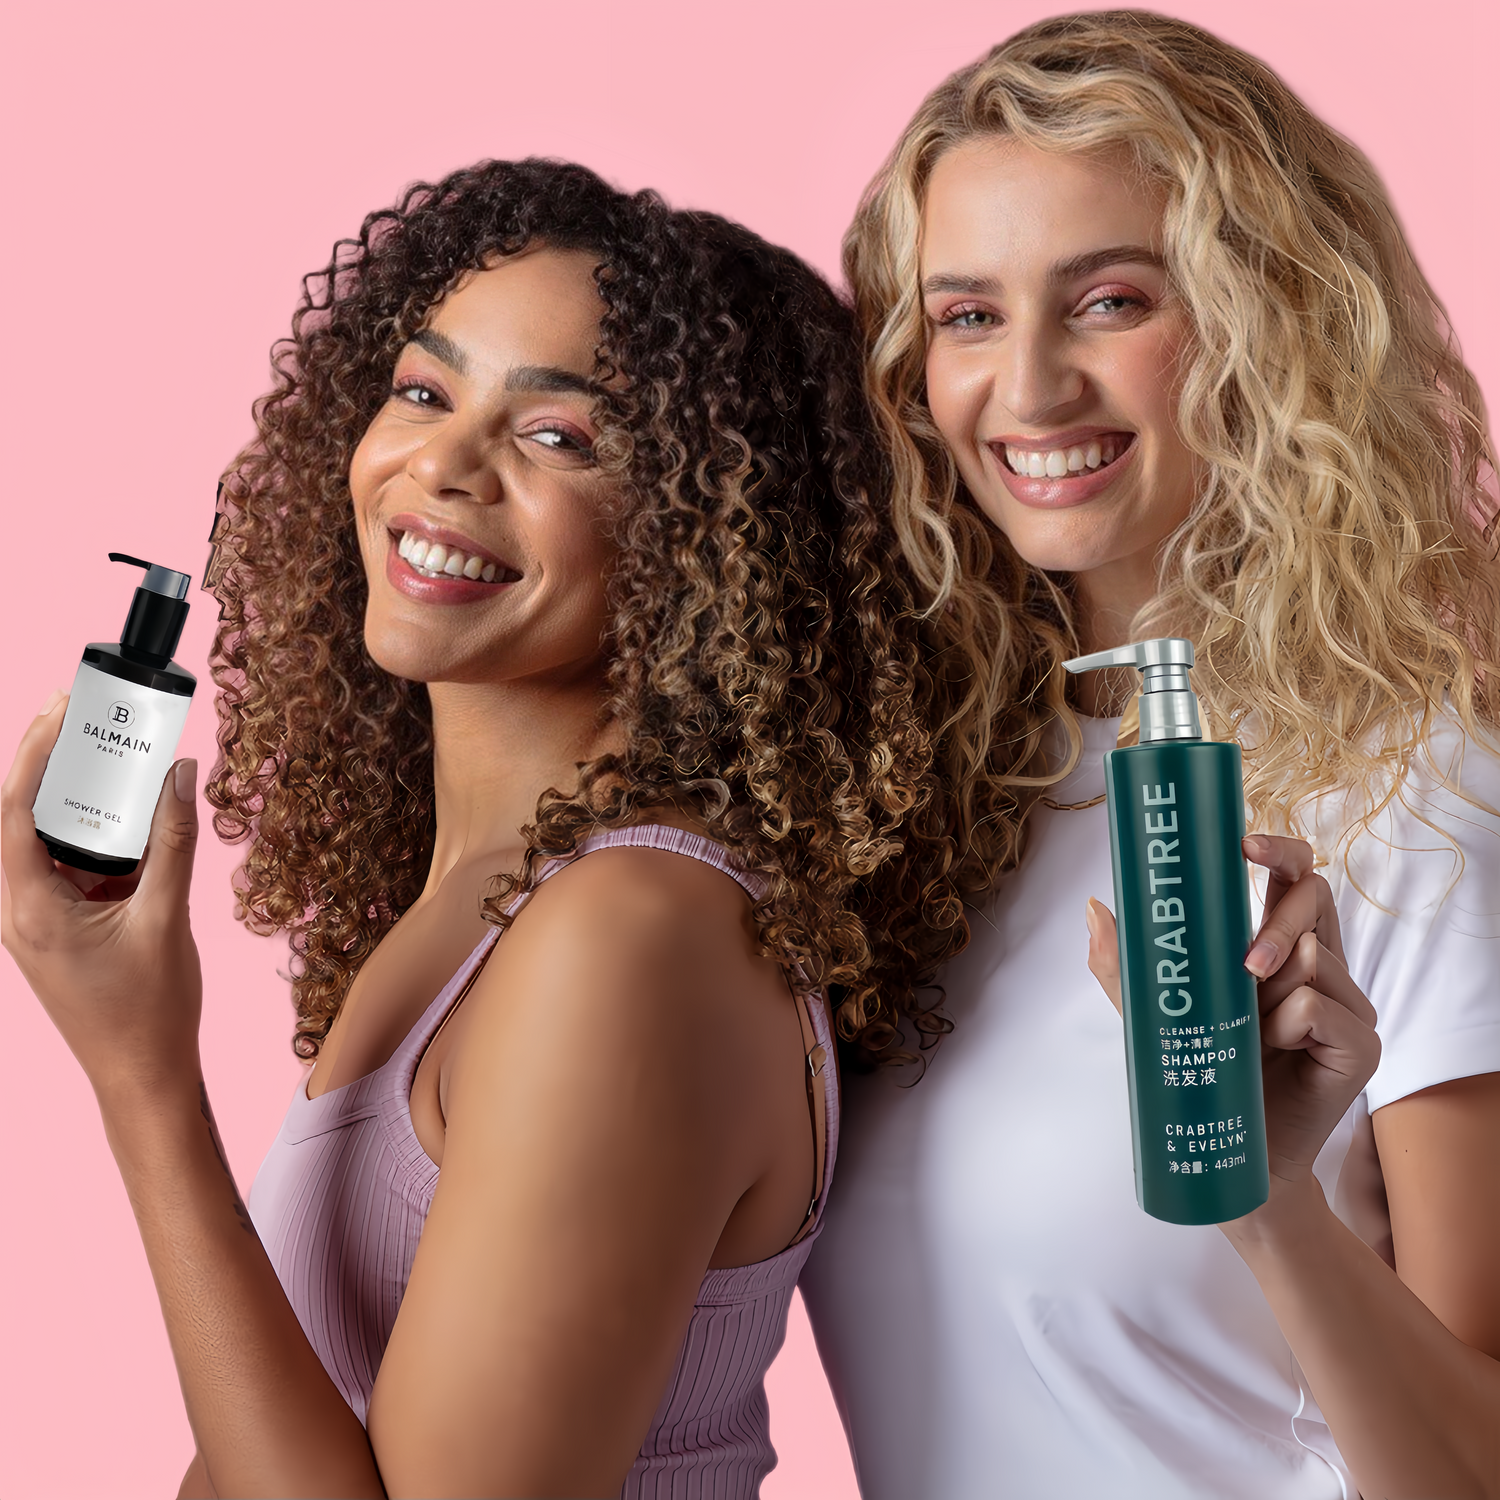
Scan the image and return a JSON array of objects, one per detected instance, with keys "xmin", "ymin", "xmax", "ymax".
[
  {"xmin": 2, "ymin": 158, "xmax": 957, "ymax": 1497},
  {"xmin": 800, "ymin": 12, "xmax": 1500, "ymax": 1497}
]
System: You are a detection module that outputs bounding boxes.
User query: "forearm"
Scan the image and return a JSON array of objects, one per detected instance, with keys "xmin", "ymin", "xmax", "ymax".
[
  {"xmin": 100, "ymin": 1077, "xmax": 385, "ymax": 1498},
  {"xmin": 1224, "ymin": 1178, "xmax": 1500, "ymax": 1499},
  {"xmin": 178, "ymin": 1450, "xmax": 218, "ymax": 1499}
]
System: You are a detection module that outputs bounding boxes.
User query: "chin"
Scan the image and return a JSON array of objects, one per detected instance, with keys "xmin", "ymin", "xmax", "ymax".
[
  {"xmin": 364, "ymin": 641, "xmax": 437, "ymax": 686},
  {"xmin": 361, "ymin": 614, "xmax": 455, "ymax": 686},
  {"xmin": 980, "ymin": 510, "xmax": 1109, "ymax": 577}
]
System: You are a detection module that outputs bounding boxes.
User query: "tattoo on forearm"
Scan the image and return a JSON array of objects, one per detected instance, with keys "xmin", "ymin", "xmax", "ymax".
[{"xmin": 199, "ymin": 1082, "xmax": 257, "ymax": 1235}]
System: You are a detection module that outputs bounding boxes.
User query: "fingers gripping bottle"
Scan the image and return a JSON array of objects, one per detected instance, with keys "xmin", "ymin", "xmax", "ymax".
[
  {"xmin": 32, "ymin": 553, "xmax": 196, "ymax": 876},
  {"xmin": 1063, "ymin": 638, "xmax": 1269, "ymax": 1224}
]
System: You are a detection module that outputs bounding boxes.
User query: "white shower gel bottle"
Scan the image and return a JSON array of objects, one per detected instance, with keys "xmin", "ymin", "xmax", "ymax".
[{"xmin": 33, "ymin": 553, "xmax": 196, "ymax": 875}]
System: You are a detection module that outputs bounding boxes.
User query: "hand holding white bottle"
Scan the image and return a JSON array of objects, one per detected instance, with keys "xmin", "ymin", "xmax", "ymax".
[{"xmin": 31, "ymin": 553, "xmax": 196, "ymax": 876}]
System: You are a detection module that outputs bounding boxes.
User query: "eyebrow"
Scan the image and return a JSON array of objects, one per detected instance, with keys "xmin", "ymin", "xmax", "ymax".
[
  {"xmin": 406, "ymin": 331, "xmax": 594, "ymax": 397},
  {"xmin": 1052, "ymin": 245, "xmax": 1165, "ymax": 282},
  {"xmin": 921, "ymin": 244, "xmax": 1166, "ymax": 298},
  {"xmin": 504, "ymin": 363, "xmax": 595, "ymax": 397},
  {"xmin": 410, "ymin": 328, "xmax": 468, "ymax": 373}
]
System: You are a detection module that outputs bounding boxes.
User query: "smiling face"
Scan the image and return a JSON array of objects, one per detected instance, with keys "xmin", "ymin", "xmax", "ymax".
[
  {"xmin": 920, "ymin": 137, "xmax": 1201, "ymax": 642},
  {"xmin": 349, "ymin": 248, "xmax": 618, "ymax": 688}
]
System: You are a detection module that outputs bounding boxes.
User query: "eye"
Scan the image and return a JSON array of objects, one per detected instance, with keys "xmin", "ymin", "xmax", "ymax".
[
  {"xmin": 390, "ymin": 377, "xmax": 446, "ymax": 409},
  {"xmin": 525, "ymin": 424, "xmax": 596, "ymax": 462},
  {"xmin": 933, "ymin": 302, "xmax": 997, "ymax": 331},
  {"xmin": 1076, "ymin": 287, "xmax": 1150, "ymax": 318}
]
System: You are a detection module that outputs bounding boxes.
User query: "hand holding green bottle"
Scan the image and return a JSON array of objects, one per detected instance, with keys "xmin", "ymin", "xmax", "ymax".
[{"xmin": 1086, "ymin": 831, "xmax": 1382, "ymax": 1216}]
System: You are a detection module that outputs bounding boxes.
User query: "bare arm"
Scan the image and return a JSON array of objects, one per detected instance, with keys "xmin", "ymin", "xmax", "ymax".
[
  {"xmin": 177, "ymin": 1450, "xmax": 217, "ymax": 1499},
  {"xmin": 369, "ymin": 849, "xmax": 785, "ymax": 1495},
  {"xmin": 1088, "ymin": 835, "xmax": 1500, "ymax": 1498},
  {"xmin": 102, "ymin": 1077, "xmax": 384, "ymax": 1496},
  {"xmin": 1222, "ymin": 1080, "xmax": 1500, "ymax": 1498},
  {"xmin": 1377, "ymin": 1073, "xmax": 1500, "ymax": 1361},
  {"xmin": 3, "ymin": 704, "xmax": 383, "ymax": 1496},
  {"xmin": 8, "ymin": 699, "xmax": 799, "ymax": 1494}
]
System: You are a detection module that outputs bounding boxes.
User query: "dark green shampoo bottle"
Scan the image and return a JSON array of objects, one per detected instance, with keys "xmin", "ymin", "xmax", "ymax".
[{"xmin": 1063, "ymin": 638, "xmax": 1269, "ymax": 1224}]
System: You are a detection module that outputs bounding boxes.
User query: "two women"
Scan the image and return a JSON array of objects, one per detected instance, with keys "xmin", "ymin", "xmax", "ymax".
[
  {"xmin": 803, "ymin": 12, "xmax": 1500, "ymax": 1499},
  {"xmin": 5, "ymin": 12, "xmax": 1497, "ymax": 1499}
]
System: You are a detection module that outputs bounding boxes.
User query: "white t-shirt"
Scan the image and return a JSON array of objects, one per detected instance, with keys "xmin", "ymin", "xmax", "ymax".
[{"xmin": 801, "ymin": 711, "xmax": 1500, "ymax": 1500}]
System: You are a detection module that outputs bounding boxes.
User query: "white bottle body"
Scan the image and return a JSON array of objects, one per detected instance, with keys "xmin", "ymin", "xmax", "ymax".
[{"xmin": 33, "ymin": 660, "xmax": 193, "ymax": 861}]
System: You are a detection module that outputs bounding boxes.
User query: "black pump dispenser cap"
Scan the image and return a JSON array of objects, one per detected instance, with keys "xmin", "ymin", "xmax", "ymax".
[{"xmin": 110, "ymin": 552, "xmax": 192, "ymax": 666}]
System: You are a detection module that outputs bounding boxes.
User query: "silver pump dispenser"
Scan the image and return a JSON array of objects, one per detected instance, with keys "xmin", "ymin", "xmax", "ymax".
[
  {"xmin": 109, "ymin": 551, "xmax": 191, "ymax": 600},
  {"xmin": 1062, "ymin": 637, "xmax": 1201, "ymax": 743}
]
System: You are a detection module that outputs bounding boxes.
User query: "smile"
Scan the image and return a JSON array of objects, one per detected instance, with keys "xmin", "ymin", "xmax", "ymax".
[
  {"xmin": 999, "ymin": 434, "xmax": 1129, "ymax": 478},
  {"xmin": 986, "ymin": 432, "xmax": 1138, "ymax": 510},
  {"xmin": 396, "ymin": 529, "xmax": 520, "ymax": 584}
]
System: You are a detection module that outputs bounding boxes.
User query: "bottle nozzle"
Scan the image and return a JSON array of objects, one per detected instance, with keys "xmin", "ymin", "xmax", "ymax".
[
  {"xmin": 1063, "ymin": 638, "xmax": 1194, "ymax": 674},
  {"xmin": 110, "ymin": 552, "xmax": 192, "ymax": 602},
  {"xmin": 1063, "ymin": 637, "xmax": 1201, "ymax": 742},
  {"xmin": 111, "ymin": 551, "xmax": 192, "ymax": 665}
]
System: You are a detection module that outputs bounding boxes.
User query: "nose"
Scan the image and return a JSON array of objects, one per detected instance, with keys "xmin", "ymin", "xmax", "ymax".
[
  {"xmin": 995, "ymin": 319, "xmax": 1086, "ymax": 426},
  {"xmin": 404, "ymin": 416, "xmax": 503, "ymax": 506}
]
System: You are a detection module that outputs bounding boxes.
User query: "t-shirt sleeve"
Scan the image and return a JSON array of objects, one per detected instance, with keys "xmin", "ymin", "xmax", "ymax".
[{"xmin": 1324, "ymin": 720, "xmax": 1500, "ymax": 1112}]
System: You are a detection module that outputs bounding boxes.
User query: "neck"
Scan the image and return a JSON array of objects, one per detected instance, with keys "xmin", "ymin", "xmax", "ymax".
[{"xmin": 422, "ymin": 670, "xmax": 622, "ymax": 894}]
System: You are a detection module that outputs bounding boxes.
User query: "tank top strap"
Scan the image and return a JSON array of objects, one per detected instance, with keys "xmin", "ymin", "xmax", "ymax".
[
  {"xmin": 415, "ymin": 826, "xmax": 767, "ymax": 1055},
  {"xmin": 529, "ymin": 823, "xmax": 837, "ymax": 1248},
  {"xmin": 531, "ymin": 823, "xmax": 768, "ymax": 903}
]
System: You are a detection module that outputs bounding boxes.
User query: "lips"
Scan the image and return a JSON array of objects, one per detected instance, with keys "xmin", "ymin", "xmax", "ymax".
[
  {"xmin": 396, "ymin": 528, "xmax": 513, "ymax": 583},
  {"xmin": 987, "ymin": 431, "xmax": 1137, "ymax": 509},
  {"xmin": 382, "ymin": 514, "xmax": 522, "ymax": 604},
  {"xmin": 998, "ymin": 432, "xmax": 1129, "ymax": 478}
]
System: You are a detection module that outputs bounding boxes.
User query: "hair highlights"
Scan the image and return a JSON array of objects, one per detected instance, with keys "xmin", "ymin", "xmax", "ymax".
[
  {"xmin": 846, "ymin": 9, "xmax": 1500, "ymax": 894},
  {"xmin": 206, "ymin": 160, "xmax": 960, "ymax": 1063}
]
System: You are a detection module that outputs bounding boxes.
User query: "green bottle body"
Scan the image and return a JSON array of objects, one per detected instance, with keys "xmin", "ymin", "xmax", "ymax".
[{"xmin": 1103, "ymin": 739, "xmax": 1270, "ymax": 1224}]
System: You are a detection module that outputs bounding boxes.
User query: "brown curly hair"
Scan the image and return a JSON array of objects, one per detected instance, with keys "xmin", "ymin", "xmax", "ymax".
[{"xmin": 204, "ymin": 158, "xmax": 962, "ymax": 1064}]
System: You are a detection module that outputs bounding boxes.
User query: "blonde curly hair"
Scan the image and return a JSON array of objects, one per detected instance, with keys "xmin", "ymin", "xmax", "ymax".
[{"xmin": 846, "ymin": 8, "xmax": 1500, "ymax": 895}]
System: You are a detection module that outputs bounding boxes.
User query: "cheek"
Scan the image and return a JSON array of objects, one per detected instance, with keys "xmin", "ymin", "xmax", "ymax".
[
  {"xmin": 924, "ymin": 347, "xmax": 986, "ymax": 452},
  {"xmin": 1134, "ymin": 320, "xmax": 1192, "ymax": 437},
  {"xmin": 1132, "ymin": 328, "xmax": 1202, "ymax": 522},
  {"xmin": 538, "ymin": 494, "xmax": 618, "ymax": 604},
  {"xmin": 347, "ymin": 428, "xmax": 386, "ymax": 529}
]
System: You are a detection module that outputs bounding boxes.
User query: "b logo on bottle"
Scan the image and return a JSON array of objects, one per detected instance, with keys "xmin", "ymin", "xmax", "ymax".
[{"xmin": 107, "ymin": 701, "xmax": 136, "ymax": 730}]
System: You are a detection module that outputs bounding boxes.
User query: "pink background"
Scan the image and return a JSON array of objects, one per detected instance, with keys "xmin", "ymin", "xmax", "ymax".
[{"xmin": 1, "ymin": 2, "xmax": 1495, "ymax": 1495}]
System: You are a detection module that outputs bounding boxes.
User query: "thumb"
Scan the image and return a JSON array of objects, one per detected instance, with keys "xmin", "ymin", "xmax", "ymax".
[
  {"xmin": 135, "ymin": 758, "xmax": 199, "ymax": 913},
  {"xmin": 1085, "ymin": 897, "xmax": 1124, "ymax": 1017}
]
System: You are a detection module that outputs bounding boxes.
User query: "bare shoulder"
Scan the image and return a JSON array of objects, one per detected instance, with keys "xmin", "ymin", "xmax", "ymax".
[
  {"xmin": 501, "ymin": 842, "xmax": 763, "ymax": 996},
  {"xmin": 444, "ymin": 840, "xmax": 783, "ymax": 1089}
]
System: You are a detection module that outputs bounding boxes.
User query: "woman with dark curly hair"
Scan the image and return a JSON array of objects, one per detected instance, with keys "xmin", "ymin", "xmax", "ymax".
[{"xmin": 1, "ymin": 158, "xmax": 957, "ymax": 1497}]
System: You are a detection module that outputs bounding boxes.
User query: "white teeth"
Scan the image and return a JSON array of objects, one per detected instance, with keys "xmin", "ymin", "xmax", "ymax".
[
  {"xmin": 396, "ymin": 531, "xmax": 507, "ymax": 584},
  {"xmin": 1004, "ymin": 438, "xmax": 1126, "ymax": 477}
]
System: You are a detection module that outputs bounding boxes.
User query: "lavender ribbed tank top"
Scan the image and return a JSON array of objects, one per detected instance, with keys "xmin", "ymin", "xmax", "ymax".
[{"xmin": 246, "ymin": 825, "xmax": 839, "ymax": 1498}]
